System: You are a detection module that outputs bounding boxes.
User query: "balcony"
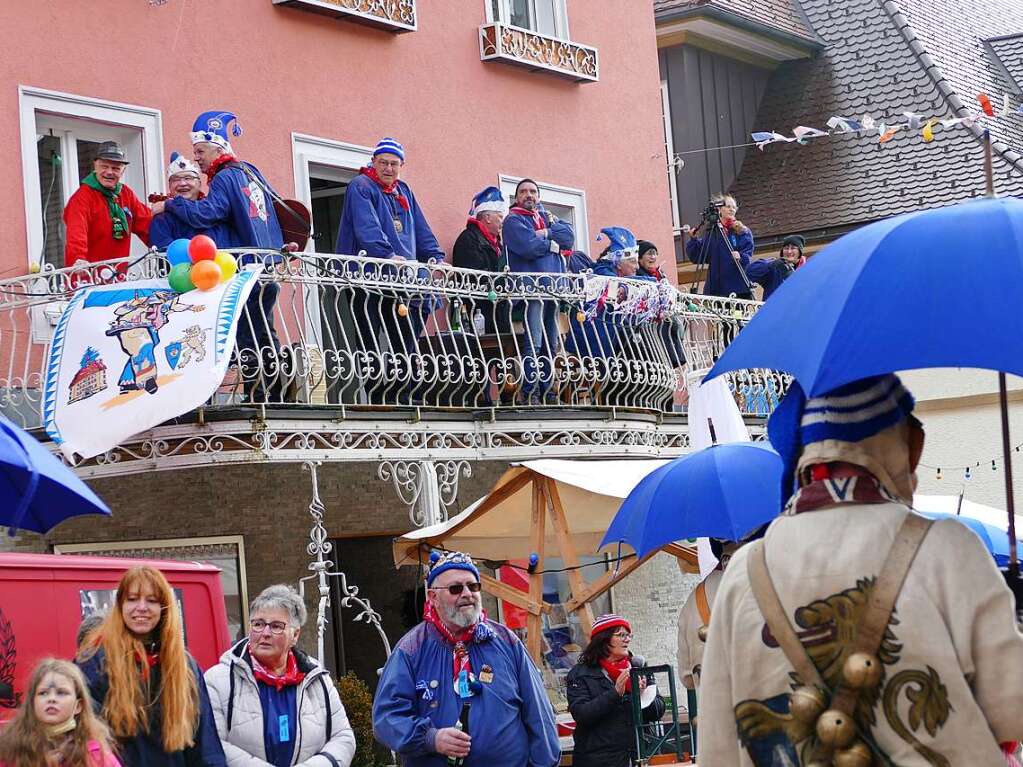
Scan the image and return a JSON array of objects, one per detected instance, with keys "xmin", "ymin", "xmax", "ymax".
[
  {"xmin": 272, "ymin": 0, "xmax": 416, "ymax": 32},
  {"xmin": 0, "ymin": 253, "xmax": 783, "ymax": 477},
  {"xmin": 479, "ymin": 23, "xmax": 599, "ymax": 82}
]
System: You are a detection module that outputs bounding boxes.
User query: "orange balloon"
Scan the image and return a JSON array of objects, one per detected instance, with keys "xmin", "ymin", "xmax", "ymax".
[{"xmin": 191, "ymin": 259, "xmax": 222, "ymax": 291}]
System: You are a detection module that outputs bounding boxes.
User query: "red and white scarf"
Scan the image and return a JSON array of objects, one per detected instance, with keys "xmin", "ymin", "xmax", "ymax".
[
  {"xmin": 361, "ymin": 166, "xmax": 410, "ymax": 211},
  {"xmin": 250, "ymin": 650, "xmax": 305, "ymax": 691},
  {"xmin": 423, "ymin": 601, "xmax": 493, "ymax": 691},
  {"xmin": 508, "ymin": 205, "xmax": 545, "ymax": 231}
]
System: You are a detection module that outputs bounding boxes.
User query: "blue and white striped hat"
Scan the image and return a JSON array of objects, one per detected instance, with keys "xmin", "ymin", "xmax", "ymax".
[
  {"xmin": 768, "ymin": 374, "xmax": 915, "ymax": 504},
  {"xmin": 373, "ymin": 137, "xmax": 405, "ymax": 162}
]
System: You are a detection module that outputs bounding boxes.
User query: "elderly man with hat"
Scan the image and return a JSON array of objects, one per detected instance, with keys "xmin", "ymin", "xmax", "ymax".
[
  {"xmin": 149, "ymin": 152, "xmax": 206, "ymax": 249},
  {"xmin": 63, "ymin": 140, "xmax": 152, "ymax": 268},
  {"xmin": 747, "ymin": 234, "xmax": 807, "ymax": 300},
  {"xmin": 452, "ymin": 186, "xmax": 511, "ymax": 336},
  {"xmin": 151, "ymin": 111, "xmax": 287, "ymax": 401},
  {"xmin": 698, "ymin": 374, "xmax": 1023, "ymax": 765},
  {"xmin": 373, "ymin": 551, "xmax": 560, "ymax": 767}
]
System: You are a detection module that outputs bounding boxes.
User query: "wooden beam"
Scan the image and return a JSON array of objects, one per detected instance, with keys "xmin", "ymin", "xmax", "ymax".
[
  {"xmin": 526, "ymin": 478, "xmax": 547, "ymax": 664},
  {"xmin": 563, "ymin": 551, "xmax": 656, "ymax": 613},
  {"xmin": 663, "ymin": 542, "xmax": 700, "ymax": 569},
  {"xmin": 480, "ymin": 573, "xmax": 551, "ymax": 615},
  {"xmin": 543, "ymin": 479, "xmax": 594, "ymax": 635}
]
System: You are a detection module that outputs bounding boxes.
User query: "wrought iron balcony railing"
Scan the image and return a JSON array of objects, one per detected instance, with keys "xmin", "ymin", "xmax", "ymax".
[
  {"xmin": 272, "ymin": 0, "xmax": 416, "ymax": 32},
  {"xmin": 0, "ymin": 252, "xmax": 785, "ymax": 437},
  {"xmin": 479, "ymin": 22, "xmax": 599, "ymax": 82}
]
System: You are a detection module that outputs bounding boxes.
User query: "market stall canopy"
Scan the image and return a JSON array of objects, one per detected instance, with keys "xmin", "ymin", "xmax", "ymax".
[{"xmin": 393, "ymin": 459, "xmax": 683, "ymax": 567}]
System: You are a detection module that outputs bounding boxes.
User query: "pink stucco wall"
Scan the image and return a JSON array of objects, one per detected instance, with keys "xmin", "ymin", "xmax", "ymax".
[{"xmin": 1, "ymin": 0, "xmax": 674, "ymax": 277}]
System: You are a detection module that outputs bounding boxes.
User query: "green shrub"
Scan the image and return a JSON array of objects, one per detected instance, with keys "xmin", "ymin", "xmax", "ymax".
[{"xmin": 337, "ymin": 672, "xmax": 382, "ymax": 767}]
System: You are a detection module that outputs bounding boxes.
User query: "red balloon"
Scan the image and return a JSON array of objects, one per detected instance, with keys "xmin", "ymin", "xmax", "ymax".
[{"xmin": 188, "ymin": 235, "xmax": 217, "ymax": 263}]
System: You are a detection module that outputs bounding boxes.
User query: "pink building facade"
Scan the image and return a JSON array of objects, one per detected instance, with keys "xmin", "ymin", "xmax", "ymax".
[{"xmin": 4, "ymin": 0, "xmax": 675, "ymax": 277}]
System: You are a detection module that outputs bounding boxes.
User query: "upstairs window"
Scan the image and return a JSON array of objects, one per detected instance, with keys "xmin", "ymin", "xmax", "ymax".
[{"xmin": 489, "ymin": 0, "xmax": 569, "ymax": 39}]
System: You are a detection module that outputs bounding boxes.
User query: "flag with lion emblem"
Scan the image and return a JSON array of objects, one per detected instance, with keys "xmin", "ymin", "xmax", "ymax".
[{"xmin": 43, "ymin": 266, "xmax": 263, "ymax": 461}]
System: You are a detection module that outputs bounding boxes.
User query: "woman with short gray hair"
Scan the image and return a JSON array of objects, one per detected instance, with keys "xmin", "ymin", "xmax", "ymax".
[{"xmin": 204, "ymin": 585, "xmax": 355, "ymax": 767}]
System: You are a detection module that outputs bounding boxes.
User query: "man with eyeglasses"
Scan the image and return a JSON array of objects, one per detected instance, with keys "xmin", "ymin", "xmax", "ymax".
[{"xmin": 373, "ymin": 550, "xmax": 560, "ymax": 766}]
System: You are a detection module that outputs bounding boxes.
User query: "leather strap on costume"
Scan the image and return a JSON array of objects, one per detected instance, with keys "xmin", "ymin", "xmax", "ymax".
[
  {"xmin": 748, "ymin": 512, "xmax": 934, "ymax": 758},
  {"xmin": 694, "ymin": 581, "xmax": 712, "ymax": 627}
]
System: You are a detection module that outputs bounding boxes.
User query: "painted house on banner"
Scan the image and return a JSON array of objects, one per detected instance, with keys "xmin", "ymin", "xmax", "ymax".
[
  {"xmin": 655, "ymin": 0, "xmax": 1023, "ymax": 519},
  {"xmin": 0, "ymin": 0, "xmax": 770, "ymax": 697}
]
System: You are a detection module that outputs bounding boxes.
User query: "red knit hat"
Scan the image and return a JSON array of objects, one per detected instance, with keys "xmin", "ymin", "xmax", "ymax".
[{"xmin": 591, "ymin": 614, "xmax": 631, "ymax": 638}]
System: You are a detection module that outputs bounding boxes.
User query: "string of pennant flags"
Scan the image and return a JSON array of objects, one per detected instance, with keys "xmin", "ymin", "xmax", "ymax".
[{"xmin": 750, "ymin": 92, "xmax": 1023, "ymax": 150}]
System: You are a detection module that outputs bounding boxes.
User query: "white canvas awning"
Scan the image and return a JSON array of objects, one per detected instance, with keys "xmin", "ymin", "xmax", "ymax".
[{"xmin": 392, "ymin": 459, "xmax": 671, "ymax": 566}]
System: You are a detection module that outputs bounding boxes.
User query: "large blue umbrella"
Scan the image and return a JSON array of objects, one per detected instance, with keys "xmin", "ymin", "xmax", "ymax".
[
  {"xmin": 600, "ymin": 442, "xmax": 783, "ymax": 557},
  {"xmin": 705, "ymin": 196, "xmax": 1023, "ymax": 570},
  {"xmin": 0, "ymin": 415, "xmax": 110, "ymax": 534},
  {"xmin": 706, "ymin": 197, "xmax": 1023, "ymax": 396}
]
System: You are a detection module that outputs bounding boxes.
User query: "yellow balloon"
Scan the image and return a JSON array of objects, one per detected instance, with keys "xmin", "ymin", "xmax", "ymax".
[{"xmin": 214, "ymin": 251, "xmax": 237, "ymax": 282}]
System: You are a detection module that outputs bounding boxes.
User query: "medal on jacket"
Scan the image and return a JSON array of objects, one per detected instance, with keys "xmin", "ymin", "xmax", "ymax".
[
  {"xmin": 453, "ymin": 642, "xmax": 476, "ymax": 698},
  {"xmin": 479, "ymin": 664, "xmax": 494, "ymax": 684},
  {"xmin": 393, "ymin": 215, "xmax": 404, "ymax": 234}
]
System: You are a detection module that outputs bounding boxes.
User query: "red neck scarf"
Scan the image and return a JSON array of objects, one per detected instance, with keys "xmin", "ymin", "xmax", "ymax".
[
  {"xmin": 599, "ymin": 656, "xmax": 632, "ymax": 693},
  {"xmin": 134, "ymin": 649, "xmax": 159, "ymax": 682},
  {"xmin": 361, "ymin": 166, "xmax": 410, "ymax": 211},
  {"xmin": 468, "ymin": 218, "xmax": 501, "ymax": 256},
  {"xmin": 509, "ymin": 205, "xmax": 545, "ymax": 231},
  {"xmin": 206, "ymin": 153, "xmax": 238, "ymax": 181},
  {"xmin": 250, "ymin": 650, "xmax": 305, "ymax": 691},
  {"xmin": 423, "ymin": 601, "xmax": 488, "ymax": 695},
  {"xmin": 788, "ymin": 465, "xmax": 894, "ymax": 516}
]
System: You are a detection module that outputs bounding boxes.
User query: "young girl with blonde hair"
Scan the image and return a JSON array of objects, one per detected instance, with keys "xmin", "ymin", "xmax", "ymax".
[
  {"xmin": 76, "ymin": 566, "xmax": 225, "ymax": 767},
  {"xmin": 0, "ymin": 658, "xmax": 120, "ymax": 767}
]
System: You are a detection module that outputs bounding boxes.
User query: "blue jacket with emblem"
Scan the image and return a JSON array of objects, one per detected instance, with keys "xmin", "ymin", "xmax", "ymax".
[
  {"xmin": 684, "ymin": 223, "xmax": 754, "ymax": 297},
  {"xmin": 503, "ymin": 209, "xmax": 574, "ymax": 275},
  {"xmin": 334, "ymin": 173, "xmax": 443, "ymax": 263},
  {"xmin": 164, "ymin": 162, "xmax": 283, "ymax": 265},
  {"xmin": 372, "ymin": 620, "xmax": 560, "ymax": 767}
]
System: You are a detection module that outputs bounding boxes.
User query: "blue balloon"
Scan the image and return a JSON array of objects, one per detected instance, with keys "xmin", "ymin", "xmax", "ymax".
[{"xmin": 167, "ymin": 238, "xmax": 191, "ymax": 266}]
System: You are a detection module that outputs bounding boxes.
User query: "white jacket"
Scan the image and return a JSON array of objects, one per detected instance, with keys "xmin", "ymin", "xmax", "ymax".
[{"xmin": 205, "ymin": 640, "xmax": 356, "ymax": 767}]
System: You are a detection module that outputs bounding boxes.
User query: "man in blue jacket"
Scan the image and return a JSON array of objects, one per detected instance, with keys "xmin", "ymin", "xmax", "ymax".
[
  {"xmin": 503, "ymin": 179, "xmax": 574, "ymax": 405},
  {"xmin": 335, "ymin": 138, "xmax": 444, "ymax": 403},
  {"xmin": 373, "ymin": 551, "xmax": 560, "ymax": 767},
  {"xmin": 151, "ymin": 111, "xmax": 288, "ymax": 402},
  {"xmin": 149, "ymin": 152, "xmax": 206, "ymax": 248},
  {"xmin": 684, "ymin": 194, "xmax": 754, "ymax": 299}
]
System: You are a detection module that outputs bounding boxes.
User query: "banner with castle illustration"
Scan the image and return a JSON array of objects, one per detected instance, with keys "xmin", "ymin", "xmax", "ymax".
[{"xmin": 42, "ymin": 266, "xmax": 262, "ymax": 461}]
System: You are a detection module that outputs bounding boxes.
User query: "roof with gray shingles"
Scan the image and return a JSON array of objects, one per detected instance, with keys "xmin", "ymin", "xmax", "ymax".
[{"xmin": 727, "ymin": 0, "xmax": 1023, "ymax": 240}]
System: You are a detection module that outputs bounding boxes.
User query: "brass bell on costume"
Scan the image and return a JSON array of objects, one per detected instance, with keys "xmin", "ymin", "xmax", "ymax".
[
  {"xmin": 842, "ymin": 652, "xmax": 882, "ymax": 689},
  {"xmin": 833, "ymin": 739, "xmax": 874, "ymax": 767},
  {"xmin": 815, "ymin": 709, "xmax": 857, "ymax": 749},
  {"xmin": 697, "ymin": 625, "xmax": 708, "ymax": 642},
  {"xmin": 788, "ymin": 685, "xmax": 828, "ymax": 723}
]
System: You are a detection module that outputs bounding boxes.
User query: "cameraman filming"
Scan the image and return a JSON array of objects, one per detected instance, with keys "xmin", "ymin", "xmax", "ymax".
[{"xmin": 684, "ymin": 194, "xmax": 754, "ymax": 299}]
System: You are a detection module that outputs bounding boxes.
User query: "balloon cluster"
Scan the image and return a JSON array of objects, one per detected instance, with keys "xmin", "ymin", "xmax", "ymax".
[{"xmin": 166, "ymin": 235, "xmax": 238, "ymax": 293}]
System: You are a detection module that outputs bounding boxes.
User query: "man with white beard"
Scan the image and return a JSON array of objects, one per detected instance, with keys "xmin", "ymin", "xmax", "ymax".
[{"xmin": 373, "ymin": 551, "xmax": 560, "ymax": 767}]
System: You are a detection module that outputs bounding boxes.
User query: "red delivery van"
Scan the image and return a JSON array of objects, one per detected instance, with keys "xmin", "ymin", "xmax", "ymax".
[{"xmin": 0, "ymin": 552, "xmax": 231, "ymax": 721}]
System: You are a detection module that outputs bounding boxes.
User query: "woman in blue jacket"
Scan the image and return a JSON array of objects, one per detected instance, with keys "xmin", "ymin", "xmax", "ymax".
[{"xmin": 684, "ymin": 195, "xmax": 755, "ymax": 299}]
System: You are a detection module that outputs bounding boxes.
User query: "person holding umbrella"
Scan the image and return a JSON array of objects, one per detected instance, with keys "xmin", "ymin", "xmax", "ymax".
[
  {"xmin": 698, "ymin": 374, "xmax": 1023, "ymax": 766},
  {"xmin": 566, "ymin": 615, "xmax": 664, "ymax": 767}
]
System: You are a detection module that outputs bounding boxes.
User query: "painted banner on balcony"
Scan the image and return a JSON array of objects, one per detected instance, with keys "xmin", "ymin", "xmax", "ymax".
[
  {"xmin": 42, "ymin": 266, "xmax": 263, "ymax": 461},
  {"xmin": 581, "ymin": 275, "xmax": 677, "ymax": 321}
]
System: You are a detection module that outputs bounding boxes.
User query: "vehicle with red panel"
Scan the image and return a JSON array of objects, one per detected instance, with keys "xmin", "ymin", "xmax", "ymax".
[{"xmin": 0, "ymin": 552, "xmax": 230, "ymax": 722}]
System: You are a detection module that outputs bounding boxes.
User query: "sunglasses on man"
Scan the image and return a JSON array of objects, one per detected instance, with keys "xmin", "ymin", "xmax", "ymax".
[{"xmin": 430, "ymin": 582, "xmax": 483, "ymax": 596}]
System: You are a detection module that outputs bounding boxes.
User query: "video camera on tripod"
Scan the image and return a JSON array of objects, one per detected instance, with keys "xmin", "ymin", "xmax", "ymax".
[{"xmin": 701, "ymin": 199, "xmax": 727, "ymax": 226}]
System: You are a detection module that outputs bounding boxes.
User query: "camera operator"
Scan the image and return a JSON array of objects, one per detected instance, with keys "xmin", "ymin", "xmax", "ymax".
[{"xmin": 684, "ymin": 194, "xmax": 754, "ymax": 299}]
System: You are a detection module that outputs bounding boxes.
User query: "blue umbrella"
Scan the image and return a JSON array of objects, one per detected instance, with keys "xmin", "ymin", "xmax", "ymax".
[
  {"xmin": 914, "ymin": 511, "xmax": 1021, "ymax": 569},
  {"xmin": 0, "ymin": 415, "xmax": 110, "ymax": 534},
  {"xmin": 706, "ymin": 197, "xmax": 1023, "ymax": 396},
  {"xmin": 601, "ymin": 442, "xmax": 783, "ymax": 557}
]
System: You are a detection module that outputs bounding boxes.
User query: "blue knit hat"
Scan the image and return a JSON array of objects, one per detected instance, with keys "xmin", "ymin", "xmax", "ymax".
[
  {"xmin": 373, "ymin": 137, "xmax": 405, "ymax": 162},
  {"xmin": 469, "ymin": 186, "xmax": 507, "ymax": 217},
  {"xmin": 598, "ymin": 226, "xmax": 639, "ymax": 265},
  {"xmin": 426, "ymin": 550, "xmax": 480, "ymax": 587},
  {"xmin": 190, "ymin": 111, "xmax": 242, "ymax": 153},
  {"xmin": 768, "ymin": 374, "xmax": 915, "ymax": 505}
]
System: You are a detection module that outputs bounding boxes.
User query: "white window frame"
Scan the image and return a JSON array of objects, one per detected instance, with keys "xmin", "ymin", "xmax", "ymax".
[
  {"xmin": 661, "ymin": 80, "xmax": 682, "ymax": 234},
  {"xmin": 486, "ymin": 0, "xmax": 570, "ymax": 40},
  {"xmin": 18, "ymin": 86, "xmax": 164, "ymax": 272},
  {"xmin": 499, "ymin": 174, "xmax": 589, "ymax": 255}
]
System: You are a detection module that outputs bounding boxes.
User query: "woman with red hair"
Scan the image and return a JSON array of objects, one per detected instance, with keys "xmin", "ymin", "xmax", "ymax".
[{"xmin": 77, "ymin": 566, "xmax": 226, "ymax": 767}]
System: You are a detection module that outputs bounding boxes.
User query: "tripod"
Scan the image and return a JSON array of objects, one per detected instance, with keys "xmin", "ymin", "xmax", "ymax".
[{"xmin": 685, "ymin": 218, "xmax": 753, "ymax": 295}]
